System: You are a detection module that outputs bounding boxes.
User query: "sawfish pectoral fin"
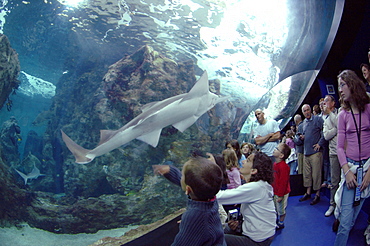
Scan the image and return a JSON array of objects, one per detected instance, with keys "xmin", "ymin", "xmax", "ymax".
[
  {"xmin": 61, "ymin": 130, "xmax": 93, "ymax": 164},
  {"xmin": 136, "ymin": 129, "xmax": 162, "ymax": 147},
  {"xmin": 15, "ymin": 169, "xmax": 28, "ymax": 185},
  {"xmin": 172, "ymin": 116, "xmax": 198, "ymax": 133}
]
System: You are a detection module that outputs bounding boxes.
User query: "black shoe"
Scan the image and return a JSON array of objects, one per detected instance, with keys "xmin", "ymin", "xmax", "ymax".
[
  {"xmin": 332, "ymin": 219, "xmax": 340, "ymax": 232},
  {"xmin": 276, "ymin": 222, "xmax": 285, "ymax": 230},
  {"xmin": 310, "ymin": 195, "xmax": 320, "ymax": 205},
  {"xmin": 299, "ymin": 193, "xmax": 311, "ymax": 202}
]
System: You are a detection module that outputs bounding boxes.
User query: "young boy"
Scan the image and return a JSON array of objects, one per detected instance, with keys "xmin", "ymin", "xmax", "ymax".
[
  {"xmin": 272, "ymin": 142, "xmax": 291, "ymax": 229},
  {"xmin": 153, "ymin": 156, "xmax": 226, "ymax": 246}
]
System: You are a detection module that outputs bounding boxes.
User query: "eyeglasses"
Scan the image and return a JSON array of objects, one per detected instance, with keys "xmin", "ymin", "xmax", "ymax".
[{"xmin": 275, "ymin": 147, "xmax": 283, "ymax": 154}]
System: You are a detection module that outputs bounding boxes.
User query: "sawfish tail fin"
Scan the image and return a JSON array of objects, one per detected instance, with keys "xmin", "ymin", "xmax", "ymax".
[
  {"xmin": 15, "ymin": 169, "xmax": 28, "ymax": 185},
  {"xmin": 61, "ymin": 130, "xmax": 94, "ymax": 164}
]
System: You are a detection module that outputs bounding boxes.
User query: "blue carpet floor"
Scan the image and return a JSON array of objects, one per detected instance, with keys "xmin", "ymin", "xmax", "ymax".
[{"xmin": 271, "ymin": 193, "xmax": 368, "ymax": 246}]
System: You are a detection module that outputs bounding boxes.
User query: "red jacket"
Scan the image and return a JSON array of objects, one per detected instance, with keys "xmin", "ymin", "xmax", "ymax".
[{"xmin": 272, "ymin": 160, "xmax": 291, "ymax": 197}]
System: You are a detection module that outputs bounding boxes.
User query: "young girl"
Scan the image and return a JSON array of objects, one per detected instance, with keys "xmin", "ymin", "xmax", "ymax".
[
  {"xmin": 212, "ymin": 153, "xmax": 230, "ymax": 191},
  {"xmin": 334, "ymin": 70, "xmax": 370, "ymax": 246},
  {"xmin": 225, "ymin": 139, "xmax": 246, "ymax": 168},
  {"xmin": 217, "ymin": 151, "xmax": 276, "ymax": 246},
  {"xmin": 222, "ymin": 148, "xmax": 241, "ymax": 189},
  {"xmin": 285, "ymin": 130, "xmax": 298, "ymax": 175},
  {"xmin": 241, "ymin": 142, "xmax": 254, "ymax": 159}
]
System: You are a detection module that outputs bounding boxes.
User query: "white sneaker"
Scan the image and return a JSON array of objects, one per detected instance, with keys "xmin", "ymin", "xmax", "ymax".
[
  {"xmin": 364, "ymin": 224, "xmax": 370, "ymax": 245},
  {"xmin": 325, "ymin": 205, "xmax": 335, "ymax": 217}
]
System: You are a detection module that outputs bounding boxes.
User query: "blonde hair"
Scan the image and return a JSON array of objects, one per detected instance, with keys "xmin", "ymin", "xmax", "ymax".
[{"xmin": 222, "ymin": 148, "xmax": 238, "ymax": 170}]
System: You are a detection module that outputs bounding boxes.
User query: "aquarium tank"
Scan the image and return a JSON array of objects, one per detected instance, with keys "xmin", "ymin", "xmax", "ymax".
[{"xmin": 0, "ymin": 0, "xmax": 343, "ymax": 244}]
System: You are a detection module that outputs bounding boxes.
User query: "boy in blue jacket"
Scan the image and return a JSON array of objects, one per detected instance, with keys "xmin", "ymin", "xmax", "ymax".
[{"xmin": 153, "ymin": 156, "xmax": 226, "ymax": 246}]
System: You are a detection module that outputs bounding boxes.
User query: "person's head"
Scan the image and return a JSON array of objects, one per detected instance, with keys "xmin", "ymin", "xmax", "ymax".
[
  {"xmin": 222, "ymin": 148, "xmax": 238, "ymax": 170},
  {"xmin": 285, "ymin": 129, "xmax": 294, "ymax": 139},
  {"xmin": 273, "ymin": 143, "xmax": 291, "ymax": 161},
  {"xmin": 294, "ymin": 114, "xmax": 302, "ymax": 125},
  {"xmin": 225, "ymin": 139, "xmax": 242, "ymax": 159},
  {"xmin": 360, "ymin": 63, "xmax": 370, "ymax": 82},
  {"xmin": 312, "ymin": 104, "xmax": 321, "ymax": 115},
  {"xmin": 302, "ymin": 104, "xmax": 312, "ymax": 119},
  {"xmin": 213, "ymin": 154, "xmax": 230, "ymax": 186},
  {"xmin": 181, "ymin": 156, "xmax": 222, "ymax": 201},
  {"xmin": 323, "ymin": 95, "xmax": 336, "ymax": 114},
  {"xmin": 290, "ymin": 124, "xmax": 296, "ymax": 133},
  {"xmin": 254, "ymin": 109, "xmax": 266, "ymax": 124},
  {"xmin": 241, "ymin": 142, "xmax": 254, "ymax": 156},
  {"xmin": 319, "ymin": 98, "xmax": 325, "ymax": 112},
  {"xmin": 338, "ymin": 69, "xmax": 370, "ymax": 113},
  {"xmin": 240, "ymin": 151, "xmax": 273, "ymax": 184}
]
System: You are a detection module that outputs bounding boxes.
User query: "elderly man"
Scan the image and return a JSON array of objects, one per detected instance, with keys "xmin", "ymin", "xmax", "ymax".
[
  {"xmin": 253, "ymin": 109, "xmax": 281, "ymax": 162},
  {"xmin": 322, "ymin": 95, "xmax": 340, "ymax": 216},
  {"xmin": 296, "ymin": 104, "xmax": 325, "ymax": 205},
  {"xmin": 294, "ymin": 114, "xmax": 304, "ymax": 174}
]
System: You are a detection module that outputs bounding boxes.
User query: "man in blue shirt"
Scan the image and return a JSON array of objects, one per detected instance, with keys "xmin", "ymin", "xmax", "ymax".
[{"xmin": 296, "ymin": 104, "xmax": 325, "ymax": 205}]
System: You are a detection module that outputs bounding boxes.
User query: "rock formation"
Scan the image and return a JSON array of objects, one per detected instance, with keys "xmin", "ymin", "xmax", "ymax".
[
  {"xmin": 0, "ymin": 34, "xmax": 20, "ymax": 110},
  {"xmin": 0, "ymin": 116, "xmax": 21, "ymax": 167}
]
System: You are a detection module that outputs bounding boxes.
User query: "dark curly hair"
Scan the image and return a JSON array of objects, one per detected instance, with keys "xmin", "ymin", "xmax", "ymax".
[{"xmin": 249, "ymin": 151, "xmax": 274, "ymax": 185}]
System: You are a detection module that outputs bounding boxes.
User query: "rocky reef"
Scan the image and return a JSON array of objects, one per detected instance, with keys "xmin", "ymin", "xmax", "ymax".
[
  {"xmin": 1, "ymin": 45, "xmax": 240, "ymax": 233},
  {"xmin": 0, "ymin": 34, "xmax": 20, "ymax": 111}
]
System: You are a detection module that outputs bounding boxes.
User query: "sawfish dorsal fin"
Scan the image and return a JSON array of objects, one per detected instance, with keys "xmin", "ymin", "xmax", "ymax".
[{"xmin": 182, "ymin": 71, "xmax": 209, "ymax": 101}]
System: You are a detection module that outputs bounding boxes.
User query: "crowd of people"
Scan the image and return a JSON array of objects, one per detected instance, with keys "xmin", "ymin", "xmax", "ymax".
[{"xmin": 152, "ymin": 67, "xmax": 370, "ymax": 246}]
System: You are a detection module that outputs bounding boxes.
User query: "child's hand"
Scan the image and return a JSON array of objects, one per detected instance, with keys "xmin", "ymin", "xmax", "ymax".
[
  {"xmin": 152, "ymin": 165, "xmax": 170, "ymax": 175},
  {"xmin": 277, "ymin": 196, "xmax": 283, "ymax": 203},
  {"xmin": 228, "ymin": 220, "xmax": 239, "ymax": 231}
]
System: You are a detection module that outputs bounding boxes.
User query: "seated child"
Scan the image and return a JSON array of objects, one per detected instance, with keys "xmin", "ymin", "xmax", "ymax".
[
  {"xmin": 153, "ymin": 156, "xmax": 226, "ymax": 246},
  {"xmin": 272, "ymin": 143, "xmax": 291, "ymax": 229}
]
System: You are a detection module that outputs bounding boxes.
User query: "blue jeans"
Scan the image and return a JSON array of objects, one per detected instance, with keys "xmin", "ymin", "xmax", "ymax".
[
  {"xmin": 288, "ymin": 160, "xmax": 297, "ymax": 175},
  {"xmin": 334, "ymin": 158, "xmax": 366, "ymax": 246}
]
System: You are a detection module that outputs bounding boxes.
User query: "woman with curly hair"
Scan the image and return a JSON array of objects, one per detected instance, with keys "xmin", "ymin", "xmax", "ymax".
[
  {"xmin": 334, "ymin": 70, "xmax": 370, "ymax": 246},
  {"xmin": 216, "ymin": 151, "xmax": 276, "ymax": 246}
]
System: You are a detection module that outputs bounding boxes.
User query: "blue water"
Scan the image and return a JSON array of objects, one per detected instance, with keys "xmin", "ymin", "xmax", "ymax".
[{"xmin": 0, "ymin": 0, "xmax": 347, "ymax": 242}]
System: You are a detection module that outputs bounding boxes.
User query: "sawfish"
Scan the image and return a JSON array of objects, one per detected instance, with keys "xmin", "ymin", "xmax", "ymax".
[
  {"xmin": 15, "ymin": 164, "xmax": 45, "ymax": 185},
  {"xmin": 61, "ymin": 70, "xmax": 227, "ymax": 164}
]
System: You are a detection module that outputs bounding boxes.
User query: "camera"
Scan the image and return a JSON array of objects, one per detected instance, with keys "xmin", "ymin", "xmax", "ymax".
[{"xmin": 228, "ymin": 209, "xmax": 239, "ymax": 221}]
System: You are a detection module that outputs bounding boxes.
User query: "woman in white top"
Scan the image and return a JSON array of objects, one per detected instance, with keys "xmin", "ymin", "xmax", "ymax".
[{"xmin": 217, "ymin": 151, "xmax": 276, "ymax": 246}]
